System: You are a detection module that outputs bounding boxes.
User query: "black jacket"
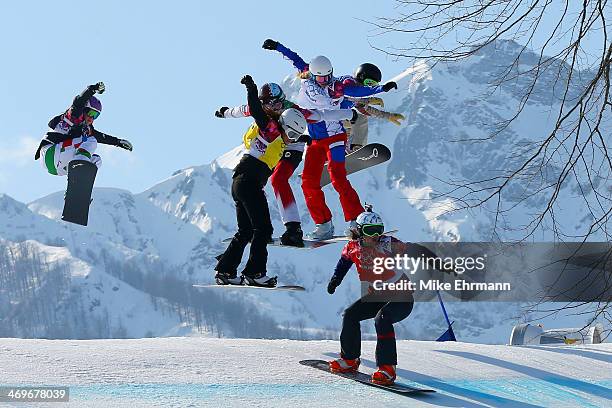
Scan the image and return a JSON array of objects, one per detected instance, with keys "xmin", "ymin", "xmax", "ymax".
[{"xmin": 35, "ymin": 86, "xmax": 120, "ymax": 160}]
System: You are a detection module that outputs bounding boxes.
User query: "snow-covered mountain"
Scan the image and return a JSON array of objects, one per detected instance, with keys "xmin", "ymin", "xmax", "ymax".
[{"xmin": 1, "ymin": 40, "xmax": 607, "ymax": 341}]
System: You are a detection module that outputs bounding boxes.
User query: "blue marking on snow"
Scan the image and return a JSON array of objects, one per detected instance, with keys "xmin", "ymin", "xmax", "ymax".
[
  {"xmin": 68, "ymin": 383, "xmax": 357, "ymax": 406},
  {"xmin": 424, "ymin": 379, "xmax": 612, "ymax": 408},
  {"xmin": 71, "ymin": 383, "xmax": 327, "ymax": 400},
  {"xmin": 58, "ymin": 379, "xmax": 611, "ymax": 406}
]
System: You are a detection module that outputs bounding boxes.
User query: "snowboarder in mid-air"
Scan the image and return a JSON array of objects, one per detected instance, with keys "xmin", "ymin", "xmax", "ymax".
[
  {"xmin": 326, "ymin": 206, "xmax": 414, "ymax": 385},
  {"xmin": 34, "ymin": 82, "xmax": 133, "ymax": 226},
  {"xmin": 216, "ymin": 83, "xmax": 310, "ymax": 247},
  {"xmin": 214, "ymin": 75, "xmax": 357, "ymax": 287},
  {"xmin": 35, "ymin": 82, "xmax": 132, "ymax": 176},
  {"xmin": 343, "ymin": 63, "xmax": 406, "ymax": 153},
  {"xmin": 266, "ymin": 62, "xmax": 403, "ymax": 245},
  {"xmin": 262, "ymin": 39, "xmax": 398, "ymax": 240}
]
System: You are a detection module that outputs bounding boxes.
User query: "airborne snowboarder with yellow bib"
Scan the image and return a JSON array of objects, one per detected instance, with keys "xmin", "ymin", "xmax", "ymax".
[{"xmin": 214, "ymin": 75, "xmax": 356, "ymax": 287}]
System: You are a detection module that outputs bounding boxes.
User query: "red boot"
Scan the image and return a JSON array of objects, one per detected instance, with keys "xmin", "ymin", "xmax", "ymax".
[
  {"xmin": 329, "ymin": 357, "xmax": 360, "ymax": 373},
  {"xmin": 371, "ymin": 365, "xmax": 396, "ymax": 385}
]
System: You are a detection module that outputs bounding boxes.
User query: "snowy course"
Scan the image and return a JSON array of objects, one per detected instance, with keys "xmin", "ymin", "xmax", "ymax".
[{"xmin": 0, "ymin": 338, "xmax": 610, "ymax": 407}]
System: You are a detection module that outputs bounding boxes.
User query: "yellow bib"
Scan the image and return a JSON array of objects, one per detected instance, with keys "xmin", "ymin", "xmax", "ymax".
[{"xmin": 243, "ymin": 123, "xmax": 286, "ymax": 170}]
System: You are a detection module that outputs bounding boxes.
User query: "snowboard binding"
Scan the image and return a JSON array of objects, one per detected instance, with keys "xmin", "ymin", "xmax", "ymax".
[
  {"xmin": 215, "ymin": 272, "xmax": 243, "ymax": 286},
  {"xmin": 242, "ymin": 274, "xmax": 278, "ymax": 288}
]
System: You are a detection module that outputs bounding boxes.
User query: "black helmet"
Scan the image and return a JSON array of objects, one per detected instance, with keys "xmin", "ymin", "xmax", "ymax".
[
  {"xmin": 259, "ymin": 83, "xmax": 286, "ymax": 106},
  {"xmin": 354, "ymin": 63, "xmax": 382, "ymax": 84}
]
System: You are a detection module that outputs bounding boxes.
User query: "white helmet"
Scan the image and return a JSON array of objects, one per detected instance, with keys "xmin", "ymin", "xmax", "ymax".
[
  {"xmin": 356, "ymin": 211, "xmax": 384, "ymax": 228},
  {"xmin": 355, "ymin": 205, "xmax": 384, "ymax": 237},
  {"xmin": 280, "ymin": 108, "xmax": 307, "ymax": 140},
  {"xmin": 309, "ymin": 55, "xmax": 333, "ymax": 76}
]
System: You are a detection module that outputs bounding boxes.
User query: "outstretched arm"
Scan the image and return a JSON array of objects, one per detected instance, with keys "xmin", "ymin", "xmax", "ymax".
[
  {"xmin": 215, "ymin": 105, "xmax": 251, "ymax": 118},
  {"xmin": 343, "ymin": 84, "xmax": 384, "ymax": 98},
  {"xmin": 344, "ymin": 96, "xmax": 385, "ymax": 108},
  {"xmin": 91, "ymin": 129, "xmax": 119, "ymax": 145},
  {"xmin": 262, "ymin": 39, "xmax": 308, "ymax": 73},
  {"xmin": 301, "ymin": 107, "xmax": 356, "ymax": 124},
  {"xmin": 327, "ymin": 255, "xmax": 353, "ymax": 294},
  {"xmin": 91, "ymin": 129, "xmax": 133, "ymax": 151},
  {"xmin": 327, "ymin": 243, "xmax": 355, "ymax": 294},
  {"xmin": 72, "ymin": 82, "xmax": 105, "ymax": 114},
  {"xmin": 241, "ymin": 75, "xmax": 268, "ymax": 130},
  {"xmin": 343, "ymin": 79, "xmax": 398, "ymax": 98},
  {"xmin": 362, "ymin": 105, "xmax": 405, "ymax": 126}
]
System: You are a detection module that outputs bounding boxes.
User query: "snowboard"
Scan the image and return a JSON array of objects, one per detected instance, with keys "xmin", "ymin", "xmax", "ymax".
[
  {"xmin": 272, "ymin": 238, "xmax": 333, "ymax": 249},
  {"xmin": 312, "ymin": 230, "xmax": 399, "ymax": 243},
  {"xmin": 221, "ymin": 230, "xmax": 398, "ymax": 249},
  {"xmin": 299, "ymin": 359, "xmax": 435, "ymax": 395},
  {"xmin": 320, "ymin": 143, "xmax": 391, "ymax": 187},
  {"xmin": 221, "ymin": 236, "xmax": 334, "ymax": 250},
  {"xmin": 61, "ymin": 160, "xmax": 98, "ymax": 226},
  {"xmin": 193, "ymin": 284, "xmax": 305, "ymax": 291}
]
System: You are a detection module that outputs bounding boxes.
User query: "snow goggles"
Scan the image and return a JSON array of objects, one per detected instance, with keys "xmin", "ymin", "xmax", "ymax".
[
  {"xmin": 285, "ymin": 128, "xmax": 302, "ymax": 142},
  {"xmin": 86, "ymin": 109, "xmax": 100, "ymax": 120},
  {"xmin": 361, "ymin": 224, "xmax": 384, "ymax": 237},
  {"xmin": 313, "ymin": 74, "xmax": 332, "ymax": 85},
  {"xmin": 264, "ymin": 98, "xmax": 284, "ymax": 111},
  {"xmin": 363, "ymin": 78, "xmax": 379, "ymax": 87}
]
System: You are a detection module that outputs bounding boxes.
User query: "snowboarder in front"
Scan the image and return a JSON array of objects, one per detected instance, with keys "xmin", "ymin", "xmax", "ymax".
[
  {"xmin": 214, "ymin": 76, "xmax": 356, "ymax": 287},
  {"xmin": 35, "ymin": 82, "xmax": 133, "ymax": 176},
  {"xmin": 326, "ymin": 206, "xmax": 414, "ymax": 385}
]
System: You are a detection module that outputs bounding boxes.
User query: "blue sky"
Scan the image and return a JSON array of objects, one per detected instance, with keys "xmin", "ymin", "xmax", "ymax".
[
  {"xmin": 1, "ymin": 1, "xmax": 602, "ymax": 203},
  {"xmin": 0, "ymin": 0, "xmax": 406, "ymax": 202}
]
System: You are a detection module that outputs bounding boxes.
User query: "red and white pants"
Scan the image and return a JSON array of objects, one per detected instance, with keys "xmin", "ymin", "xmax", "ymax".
[
  {"xmin": 301, "ymin": 133, "xmax": 364, "ymax": 224},
  {"xmin": 270, "ymin": 149, "xmax": 303, "ymax": 224}
]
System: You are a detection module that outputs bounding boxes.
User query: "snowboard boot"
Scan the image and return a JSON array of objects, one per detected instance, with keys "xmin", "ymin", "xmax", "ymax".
[
  {"xmin": 280, "ymin": 222, "xmax": 304, "ymax": 247},
  {"xmin": 371, "ymin": 365, "xmax": 396, "ymax": 385},
  {"xmin": 215, "ymin": 271, "xmax": 243, "ymax": 286},
  {"xmin": 329, "ymin": 357, "xmax": 360, "ymax": 373},
  {"xmin": 305, "ymin": 220, "xmax": 334, "ymax": 241},
  {"xmin": 242, "ymin": 273, "xmax": 278, "ymax": 288}
]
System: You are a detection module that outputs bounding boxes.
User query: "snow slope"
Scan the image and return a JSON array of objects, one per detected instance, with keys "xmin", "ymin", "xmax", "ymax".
[{"xmin": 0, "ymin": 338, "xmax": 610, "ymax": 407}]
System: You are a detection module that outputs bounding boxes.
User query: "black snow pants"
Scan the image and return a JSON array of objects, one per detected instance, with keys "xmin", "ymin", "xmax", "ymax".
[
  {"xmin": 215, "ymin": 155, "xmax": 273, "ymax": 278},
  {"xmin": 340, "ymin": 296, "xmax": 414, "ymax": 366}
]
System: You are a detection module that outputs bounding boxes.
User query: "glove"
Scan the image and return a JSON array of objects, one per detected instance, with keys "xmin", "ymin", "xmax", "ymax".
[
  {"xmin": 241, "ymin": 75, "xmax": 255, "ymax": 87},
  {"xmin": 34, "ymin": 140, "xmax": 51, "ymax": 160},
  {"xmin": 117, "ymin": 139, "xmax": 133, "ymax": 151},
  {"xmin": 262, "ymin": 39, "xmax": 279, "ymax": 50},
  {"xmin": 327, "ymin": 276, "xmax": 341, "ymax": 294},
  {"xmin": 368, "ymin": 97, "xmax": 384, "ymax": 107},
  {"xmin": 94, "ymin": 82, "xmax": 105, "ymax": 94},
  {"xmin": 382, "ymin": 81, "xmax": 397, "ymax": 92},
  {"xmin": 296, "ymin": 134, "xmax": 312, "ymax": 145},
  {"xmin": 350, "ymin": 108, "xmax": 359, "ymax": 124},
  {"xmin": 215, "ymin": 107, "xmax": 229, "ymax": 118},
  {"xmin": 388, "ymin": 113, "xmax": 405, "ymax": 126}
]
